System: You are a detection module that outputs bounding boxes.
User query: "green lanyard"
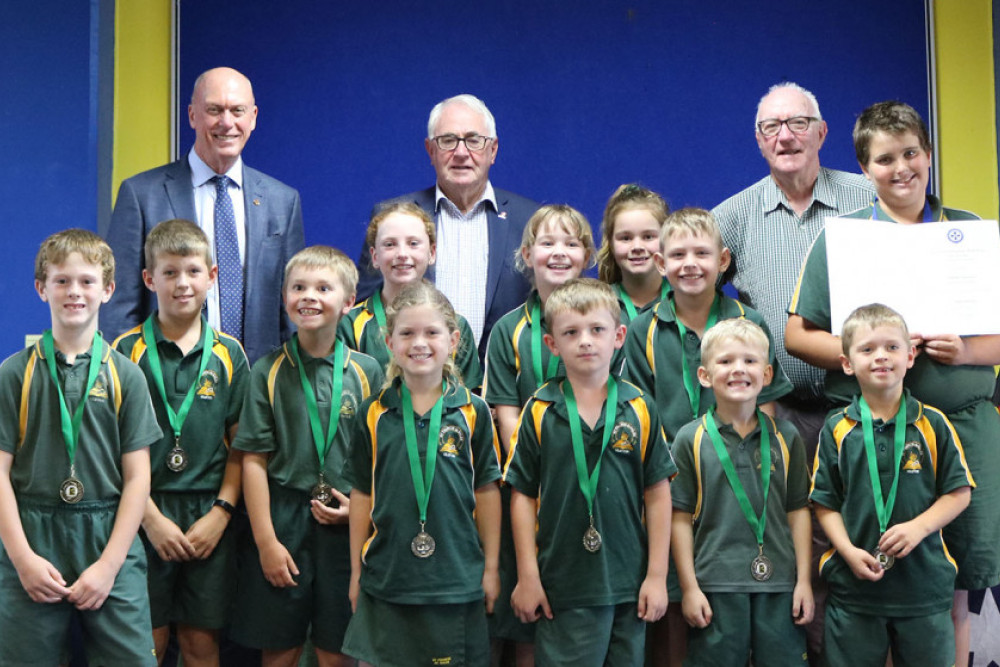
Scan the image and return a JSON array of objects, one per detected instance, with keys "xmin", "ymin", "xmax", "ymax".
[
  {"xmin": 141, "ymin": 317, "xmax": 214, "ymax": 442},
  {"xmin": 859, "ymin": 396, "xmax": 907, "ymax": 535},
  {"xmin": 616, "ymin": 281, "xmax": 669, "ymax": 322},
  {"xmin": 530, "ymin": 299, "xmax": 560, "ymax": 387},
  {"xmin": 371, "ymin": 291, "xmax": 387, "ymax": 331},
  {"xmin": 564, "ymin": 378, "xmax": 619, "ymax": 520},
  {"xmin": 42, "ymin": 330, "xmax": 103, "ymax": 468},
  {"xmin": 289, "ymin": 338, "xmax": 345, "ymax": 472},
  {"xmin": 704, "ymin": 407, "xmax": 771, "ymax": 548},
  {"xmin": 670, "ymin": 294, "xmax": 721, "ymax": 419},
  {"xmin": 402, "ymin": 382, "xmax": 446, "ymax": 525}
]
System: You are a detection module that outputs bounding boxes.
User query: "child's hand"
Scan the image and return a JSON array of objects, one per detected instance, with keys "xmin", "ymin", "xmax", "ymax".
[
  {"xmin": 843, "ymin": 545, "xmax": 884, "ymax": 581},
  {"xmin": 879, "ymin": 521, "xmax": 929, "ymax": 559},
  {"xmin": 185, "ymin": 507, "xmax": 229, "ymax": 559},
  {"xmin": 920, "ymin": 333, "xmax": 966, "ymax": 365},
  {"xmin": 637, "ymin": 574, "xmax": 668, "ymax": 622},
  {"xmin": 67, "ymin": 558, "xmax": 117, "ymax": 611},
  {"xmin": 14, "ymin": 552, "xmax": 69, "ymax": 603},
  {"xmin": 510, "ymin": 576, "xmax": 552, "ymax": 623},
  {"xmin": 259, "ymin": 540, "xmax": 299, "ymax": 588},
  {"xmin": 349, "ymin": 572, "xmax": 361, "ymax": 613},
  {"xmin": 681, "ymin": 588, "xmax": 712, "ymax": 628},
  {"xmin": 311, "ymin": 489, "xmax": 350, "ymax": 525},
  {"xmin": 792, "ymin": 580, "xmax": 815, "ymax": 625},
  {"xmin": 143, "ymin": 512, "xmax": 196, "ymax": 562},
  {"xmin": 482, "ymin": 567, "xmax": 500, "ymax": 614}
]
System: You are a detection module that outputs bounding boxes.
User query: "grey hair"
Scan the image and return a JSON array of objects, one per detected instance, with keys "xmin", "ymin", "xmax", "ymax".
[
  {"xmin": 427, "ymin": 94, "xmax": 497, "ymax": 139},
  {"xmin": 755, "ymin": 82, "xmax": 823, "ymax": 127}
]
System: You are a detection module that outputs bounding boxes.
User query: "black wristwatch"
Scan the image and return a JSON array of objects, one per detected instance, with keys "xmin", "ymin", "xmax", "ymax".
[{"xmin": 213, "ymin": 498, "xmax": 235, "ymax": 515}]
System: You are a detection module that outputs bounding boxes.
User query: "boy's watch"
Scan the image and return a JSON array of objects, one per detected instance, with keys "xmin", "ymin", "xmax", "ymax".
[{"xmin": 213, "ymin": 498, "xmax": 235, "ymax": 515}]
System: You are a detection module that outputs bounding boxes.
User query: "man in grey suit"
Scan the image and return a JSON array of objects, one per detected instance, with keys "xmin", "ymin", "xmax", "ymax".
[{"xmin": 104, "ymin": 67, "xmax": 304, "ymax": 364}]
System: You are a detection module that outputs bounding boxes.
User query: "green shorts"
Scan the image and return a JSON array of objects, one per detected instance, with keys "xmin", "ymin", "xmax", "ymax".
[
  {"xmin": 142, "ymin": 491, "xmax": 236, "ymax": 629},
  {"xmin": 686, "ymin": 591, "xmax": 807, "ymax": 667},
  {"xmin": 229, "ymin": 484, "xmax": 351, "ymax": 652},
  {"xmin": 823, "ymin": 603, "xmax": 953, "ymax": 667},
  {"xmin": 489, "ymin": 483, "xmax": 536, "ymax": 643},
  {"xmin": 534, "ymin": 603, "xmax": 645, "ymax": 667},
  {"xmin": 0, "ymin": 498, "xmax": 156, "ymax": 666},
  {"xmin": 342, "ymin": 588, "xmax": 489, "ymax": 667}
]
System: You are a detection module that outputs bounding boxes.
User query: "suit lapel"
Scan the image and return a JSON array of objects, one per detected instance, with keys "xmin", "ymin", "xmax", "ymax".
[
  {"xmin": 243, "ymin": 167, "xmax": 265, "ymax": 284},
  {"xmin": 484, "ymin": 190, "xmax": 513, "ymax": 314},
  {"xmin": 164, "ymin": 159, "xmax": 197, "ymax": 219}
]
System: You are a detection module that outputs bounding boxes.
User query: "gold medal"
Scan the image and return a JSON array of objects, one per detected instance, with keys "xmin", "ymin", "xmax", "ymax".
[
  {"xmin": 872, "ymin": 547, "xmax": 895, "ymax": 571},
  {"xmin": 583, "ymin": 517, "xmax": 602, "ymax": 553},
  {"xmin": 60, "ymin": 476, "xmax": 84, "ymax": 504},
  {"xmin": 751, "ymin": 546, "xmax": 773, "ymax": 581},
  {"xmin": 166, "ymin": 443, "xmax": 188, "ymax": 472},
  {"xmin": 411, "ymin": 525, "xmax": 436, "ymax": 558}
]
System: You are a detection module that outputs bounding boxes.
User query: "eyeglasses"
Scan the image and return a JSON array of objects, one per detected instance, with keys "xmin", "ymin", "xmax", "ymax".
[
  {"xmin": 431, "ymin": 134, "xmax": 493, "ymax": 152},
  {"xmin": 756, "ymin": 116, "xmax": 820, "ymax": 137}
]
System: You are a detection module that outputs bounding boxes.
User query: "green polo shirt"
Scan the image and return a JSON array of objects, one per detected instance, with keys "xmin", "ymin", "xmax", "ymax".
[
  {"xmin": 0, "ymin": 338, "xmax": 161, "ymax": 501},
  {"xmin": 810, "ymin": 391, "xmax": 974, "ymax": 616},
  {"xmin": 345, "ymin": 379, "xmax": 502, "ymax": 605},
  {"xmin": 788, "ymin": 194, "xmax": 992, "ymax": 411},
  {"xmin": 670, "ymin": 412, "xmax": 808, "ymax": 593},
  {"xmin": 337, "ymin": 293, "xmax": 483, "ymax": 390},
  {"xmin": 622, "ymin": 291, "xmax": 793, "ymax": 440},
  {"xmin": 612, "ymin": 278, "xmax": 669, "ymax": 327},
  {"xmin": 114, "ymin": 316, "xmax": 249, "ymax": 493},
  {"xmin": 503, "ymin": 379, "xmax": 676, "ymax": 609},
  {"xmin": 234, "ymin": 336, "xmax": 384, "ymax": 494}
]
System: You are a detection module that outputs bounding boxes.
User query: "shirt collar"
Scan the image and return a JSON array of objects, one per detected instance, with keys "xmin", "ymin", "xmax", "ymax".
[
  {"xmin": 761, "ymin": 167, "xmax": 840, "ymax": 214},
  {"xmin": 844, "ymin": 389, "xmax": 922, "ymax": 424},
  {"xmin": 434, "ymin": 181, "xmax": 497, "ymax": 214},
  {"xmin": 188, "ymin": 149, "xmax": 244, "ymax": 189},
  {"xmin": 378, "ymin": 377, "xmax": 472, "ymax": 410}
]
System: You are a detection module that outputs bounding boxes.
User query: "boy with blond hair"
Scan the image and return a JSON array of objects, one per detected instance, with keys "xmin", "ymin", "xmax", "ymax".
[
  {"xmin": 671, "ymin": 318, "xmax": 812, "ymax": 665},
  {"xmin": 811, "ymin": 304, "xmax": 972, "ymax": 666},
  {"xmin": 505, "ymin": 277, "xmax": 675, "ymax": 666},
  {"xmin": 0, "ymin": 229, "xmax": 162, "ymax": 665},
  {"xmin": 114, "ymin": 219, "xmax": 249, "ymax": 665},
  {"xmin": 231, "ymin": 246, "xmax": 383, "ymax": 666}
]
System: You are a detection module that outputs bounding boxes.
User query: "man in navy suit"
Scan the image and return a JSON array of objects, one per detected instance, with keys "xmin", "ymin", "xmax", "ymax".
[
  {"xmin": 104, "ymin": 67, "xmax": 304, "ymax": 364},
  {"xmin": 357, "ymin": 94, "xmax": 538, "ymax": 359}
]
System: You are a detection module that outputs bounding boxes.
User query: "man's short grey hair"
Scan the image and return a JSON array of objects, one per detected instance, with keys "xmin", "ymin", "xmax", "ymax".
[
  {"xmin": 755, "ymin": 82, "xmax": 823, "ymax": 127},
  {"xmin": 427, "ymin": 94, "xmax": 497, "ymax": 139}
]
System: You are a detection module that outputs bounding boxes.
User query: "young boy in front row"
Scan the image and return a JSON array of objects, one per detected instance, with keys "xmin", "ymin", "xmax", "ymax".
[
  {"xmin": 670, "ymin": 318, "xmax": 812, "ymax": 666},
  {"xmin": 230, "ymin": 246, "xmax": 383, "ymax": 667},
  {"xmin": 0, "ymin": 229, "xmax": 162, "ymax": 665},
  {"xmin": 810, "ymin": 304, "xmax": 973, "ymax": 666},
  {"xmin": 113, "ymin": 219, "xmax": 249, "ymax": 665},
  {"xmin": 504, "ymin": 278, "xmax": 674, "ymax": 666}
]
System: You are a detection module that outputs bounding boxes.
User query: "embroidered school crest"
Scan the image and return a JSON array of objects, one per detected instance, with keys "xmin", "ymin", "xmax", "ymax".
[
  {"xmin": 340, "ymin": 391, "xmax": 358, "ymax": 419},
  {"xmin": 438, "ymin": 425, "xmax": 465, "ymax": 458},
  {"xmin": 196, "ymin": 370, "xmax": 219, "ymax": 400},
  {"xmin": 754, "ymin": 446, "xmax": 779, "ymax": 472},
  {"xmin": 902, "ymin": 441, "xmax": 923, "ymax": 473},
  {"xmin": 611, "ymin": 422, "xmax": 637, "ymax": 454},
  {"xmin": 88, "ymin": 371, "xmax": 109, "ymax": 401}
]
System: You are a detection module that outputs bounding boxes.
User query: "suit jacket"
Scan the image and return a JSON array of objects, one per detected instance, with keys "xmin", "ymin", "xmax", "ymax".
[
  {"xmin": 103, "ymin": 157, "xmax": 305, "ymax": 364},
  {"xmin": 357, "ymin": 186, "xmax": 539, "ymax": 359}
]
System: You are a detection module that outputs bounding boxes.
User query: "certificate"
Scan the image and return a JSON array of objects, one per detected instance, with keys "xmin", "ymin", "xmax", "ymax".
[{"xmin": 825, "ymin": 217, "xmax": 1000, "ymax": 335}]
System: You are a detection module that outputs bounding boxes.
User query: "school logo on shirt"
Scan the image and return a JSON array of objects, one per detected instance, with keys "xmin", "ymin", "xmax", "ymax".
[
  {"xmin": 753, "ymin": 446, "xmax": 779, "ymax": 472},
  {"xmin": 340, "ymin": 391, "xmax": 359, "ymax": 419},
  {"xmin": 902, "ymin": 441, "xmax": 923, "ymax": 473},
  {"xmin": 88, "ymin": 371, "xmax": 109, "ymax": 401},
  {"xmin": 439, "ymin": 424, "xmax": 465, "ymax": 458},
  {"xmin": 611, "ymin": 422, "xmax": 637, "ymax": 454},
  {"xmin": 196, "ymin": 370, "xmax": 219, "ymax": 400}
]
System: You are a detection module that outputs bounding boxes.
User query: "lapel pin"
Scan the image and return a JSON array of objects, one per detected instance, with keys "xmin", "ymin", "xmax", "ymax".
[
  {"xmin": 253, "ymin": 198, "xmax": 261, "ymax": 206},
  {"xmin": 499, "ymin": 211, "xmax": 507, "ymax": 219}
]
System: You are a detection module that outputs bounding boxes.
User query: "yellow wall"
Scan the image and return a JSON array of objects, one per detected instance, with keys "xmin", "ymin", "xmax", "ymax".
[
  {"xmin": 112, "ymin": 0, "xmax": 172, "ymax": 204},
  {"xmin": 935, "ymin": 0, "xmax": 999, "ymax": 219}
]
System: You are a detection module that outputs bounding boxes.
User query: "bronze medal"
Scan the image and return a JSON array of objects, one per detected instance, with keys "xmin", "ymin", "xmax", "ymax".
[
  {"xmin": 60, "ymin": 476, "xmax": 84, "ymax": 504},
  {"xmin": 751, "ymin": 552, "xmax": 773, "ymax": 581},
  {"xmin": 872, "ymin": 547, "xmax": 895, "ymax": 571},
  {"xmin": 411, "ymin": 530, "xmax": 436, "ymax": 558},
  {"xmin": 583, "ymin": 524, "xmax": 603, "ymax": 553},
  {"xmin": 166, "ymin": 445, "xmax": 188, "ymax": 472}
]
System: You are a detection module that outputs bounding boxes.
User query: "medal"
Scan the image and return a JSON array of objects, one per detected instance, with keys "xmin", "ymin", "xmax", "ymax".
[
  {"xmin": 704, "ymin": 408, "xmax": 773, "ymax": 581},
  {"xmin": 871, "ymin": 547, "xmax": 895, "ymax": 571},
  {"xmin": 411, "ymin": 523, "xmax": 436, "ymax": 558},
  {"xmin": 565, "ymin": 378, "xmax": 618, "ymax": 554},
  {"xmin": 860, "ymin": 396, "xmax": 907, "ymax": 576},
  {"xmin": 142, "ymin": 318, "xmax": 214, "ymax": 476},
  {"xmin": 402, "ymin": 383, "xmax": 446, "ymax": 558},
  {"xmin": 289, "ymin": 338, "xmax": 345, "ymax": 504},
  {"xmin": 42, "ymin": 331, "xmax": 102, "ymax": 505},
  {"xmin": 60, "ymin": 465, "xmax": 84, "ymax": 504},
  {"xmin": 751, "ymin": 545, "xmax": 773, "ymax": 581}
]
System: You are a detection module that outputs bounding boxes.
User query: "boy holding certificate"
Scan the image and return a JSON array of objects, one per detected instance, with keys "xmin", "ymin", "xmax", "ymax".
[
  {"xmin": 671, "ymin": 318, "xmax": 812, "ymax": 666},
  {"xmin": 810, "ymin": 304, "xmax": 972, "ymax": 666},
  {"xmin": 504, "ymin": 278, "xmax": 675, "ymax": 666},
  {"xmin": 786, "ymin": 101, "xmax": 1000, "ymax": 665}
]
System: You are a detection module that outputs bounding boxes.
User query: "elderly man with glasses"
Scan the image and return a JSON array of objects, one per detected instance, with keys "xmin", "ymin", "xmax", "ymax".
[
  {"xmin": 357, "ymin": 94, "xmax": 539, "ymax": 360},
  {"xmin": 711, "ymin": 82, "xmax": 874, "ymax": 665}
]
